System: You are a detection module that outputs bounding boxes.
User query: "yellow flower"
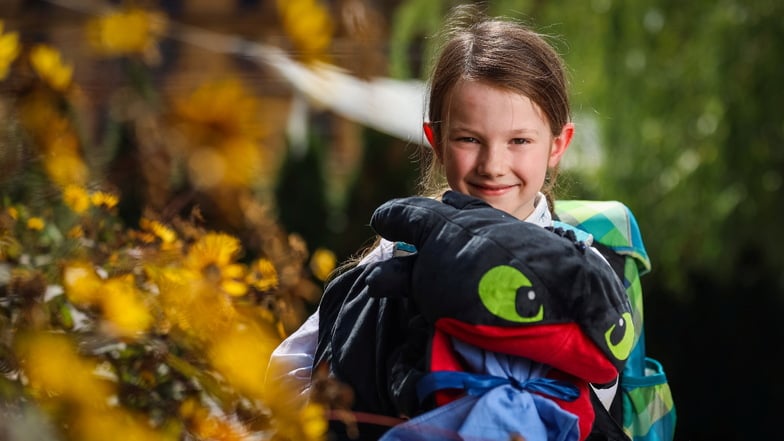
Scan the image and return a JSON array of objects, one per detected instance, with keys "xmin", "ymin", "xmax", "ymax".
[
  {"xmin": 15, "ymin": 73, "xmax": 88, "ymax": 187},
  {"xmin": 309, "ymin": 248, "xmax": 336, "ymax": 281},
  {"xmin": 7, "ymin": 206, "xmax": 18, "ymax": 220},
  {"xmin": 247, "ymin": 258, "xmax": 279, "ymax": 291},
  {"xmin": 43, "ymin": 132, "xmax": 89, "ymax": 187},
  {"xmin": 173, "ymin": 79, "xmax": 265, "ymax": 141},
  {"xmin": 186, "ymin": 232, "xmax": 241, "ymax": 268},
  {"xmin": 186, "ymin": 137, "xmax": 262, "ymax": 190},
  {"xmin": 63, "ymin": 261, "xmax": 103, "ymax": 306},
  {"xmin": 171, "ymin": 79, "xmax": 266, "ymax": 190},
  {"xmin": 86, "ymin": 7, "xmax": 166, "ymax": 60},
  {"xmin": 100, "ymin": 275, "xmax": 153, "ymax": 337},
  {"xmin": 67, "ymin": 225, "xmax": 85, "ymax": 239},
  {"xmin": 72, "ymin": 407, "xmax": 173, "ymax": 441},
  {"xmin": 277, "ymin": 0, "xmax": 334, "ymax": 63},
  {"xmin": 301, "ymin": 402, "xmax": 328, "ymax": 440},
  {"xmin": 148, "ymin": 266, "xmax": 237, "ymax": 339},
  {"xmin": 184, "ymin": 402, "xmax": 249, "ymax": 441},
  {"xmin": 138, "ymin": 218, "xmax": 178, "ymax": 248},
  {"xmin": 185, "ymin": 233, "xmax": 248, "ymax": 296},
  {"xmin": 0, "ymin": 21, "xmax": 20, "ymax": 80},
  {"xmin": 26, "ymin": 217, "xmax": 44, "ymax": 231},
  {"xmin": 90, "ymin": 191, "xmax": 119, "ymax": 209},
  {"xmin": 220, "ymin": 263, "xmax": 248, "ymax": 296},
  {"xmin": 17, "ymin": 92, "xmax": 86, "ymax": 188},
  {"xmin": 262, "ymin": 378, "xmax": 326, "ymax": 441},
  {"xmin": 207, "ymin": 323, "xmax": 277, "ymax": 399},
  {"xmin": 29, "ymin": 44, "xmax": 73, "ymax": 91},
  {"xmin": 63, "ymin": 185, "xmax": 91, "ymax": 214},
  {"xmin": 15, "ymin": 332, "xmax": 113, "ymax": 405}
]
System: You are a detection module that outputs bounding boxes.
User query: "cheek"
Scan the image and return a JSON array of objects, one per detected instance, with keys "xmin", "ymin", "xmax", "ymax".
[
  {"xmin": 526, "ymin": 148, "xmax": 554, "ymax": 169},
  {"xmin": 508, "ymin": 150, "xmax": 550, "ymax": 181},
  {"xmin": 443, "ymin": 149, "xmax": 473, "ymax": 175}
]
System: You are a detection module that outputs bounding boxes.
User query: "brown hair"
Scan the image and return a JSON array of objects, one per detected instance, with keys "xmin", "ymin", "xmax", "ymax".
[{"xmin": 418, "ymin": 4, "xmax": 571, "ymax": 211}]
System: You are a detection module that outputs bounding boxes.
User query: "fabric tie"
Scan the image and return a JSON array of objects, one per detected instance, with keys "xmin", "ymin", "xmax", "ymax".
[{"xmin": 417, "ymin": 371, "xmax": 579, "ymax": 403}]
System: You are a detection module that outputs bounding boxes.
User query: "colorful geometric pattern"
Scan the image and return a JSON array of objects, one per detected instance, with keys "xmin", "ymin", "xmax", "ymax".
[
  {"xmin": 555, "ymin": 200, "xmax": 676, "ymax": 441},
  {"xmin": 554, "ymin": 200, "xmax": 650, "ymax": 275},
  {"xmin": 621, "ymin": 358, "xmax": 677, "ymax": 441}
]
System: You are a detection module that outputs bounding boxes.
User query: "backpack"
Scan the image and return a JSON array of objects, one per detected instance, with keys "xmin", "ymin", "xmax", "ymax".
[{"xmin": 554, "ymin": 200, "xmax": 677, "ymax": 441}]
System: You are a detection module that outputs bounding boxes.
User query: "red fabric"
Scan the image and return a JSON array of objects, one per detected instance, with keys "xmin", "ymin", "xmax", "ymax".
[
  {"xmin": 428, "ymin": 320, "xmax": 619, "ymax": 441},
  {"xmin": 548, "ymin": 370, "xmax": 595, "ymax": 441},
  {"xmin": 435, "ymin": 318, "xmax": 618, "ymax": 383},
  {"xmin": 429, "ymin": 328, "xmax": 468, "ymax": 406}
]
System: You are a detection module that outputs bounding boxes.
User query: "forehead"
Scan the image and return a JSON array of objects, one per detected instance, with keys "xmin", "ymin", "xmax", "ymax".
[{"xmin": 447, "ymin": 79, "xmax": 549, "ymax": 128}]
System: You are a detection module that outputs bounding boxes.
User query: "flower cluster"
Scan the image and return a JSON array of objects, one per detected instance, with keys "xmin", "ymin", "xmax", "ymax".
[
  {"xmin": 0, "ymin": 5, "xmax": 337, "ymax": 440},
  {"xmin": 275, "ymin": 0, "xmax": 335, "ymax": 63}
]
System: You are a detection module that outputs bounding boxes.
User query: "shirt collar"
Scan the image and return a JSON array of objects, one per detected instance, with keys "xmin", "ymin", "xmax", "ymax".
[{"xmin": 525, "ymin": 193, "xmax": 552, "ymax": 228}]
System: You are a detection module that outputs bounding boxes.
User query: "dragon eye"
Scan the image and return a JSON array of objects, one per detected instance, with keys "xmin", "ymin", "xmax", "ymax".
[
  {"xmin": 605, "ymin": 312, "xmax": 635, "ymax": 361},
  {"xmin": 478, "ymin": 265, "xmax": 543, "ymax": 323}
]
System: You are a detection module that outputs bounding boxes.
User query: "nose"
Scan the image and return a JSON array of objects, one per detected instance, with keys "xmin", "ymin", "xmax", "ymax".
[{"xmin": 476, "ymin": 144, "xmax": 508, "ymax": 177}]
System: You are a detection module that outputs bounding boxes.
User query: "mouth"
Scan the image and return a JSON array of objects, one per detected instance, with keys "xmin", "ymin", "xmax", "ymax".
[{"xmin": 470, "ymin": 183, "xmax": 518, "ymax": 196}]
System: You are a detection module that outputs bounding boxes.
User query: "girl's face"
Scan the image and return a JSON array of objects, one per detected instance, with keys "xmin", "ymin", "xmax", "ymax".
[{"xmin": 430, "ymin": 80, "xmax": 573, "ymax": 220}]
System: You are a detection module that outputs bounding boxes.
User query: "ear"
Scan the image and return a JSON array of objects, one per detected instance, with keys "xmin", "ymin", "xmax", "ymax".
[
  {"xmin": 423, "ymin": 122, "xmax": 436, "ymax": 147},
  {"xmin": 548, "ymin": 122, "xmax": 574, "ymax": 168},
  {"xmin": 423, "ymin": 122, "xmax": 443, "ymax": 162}
]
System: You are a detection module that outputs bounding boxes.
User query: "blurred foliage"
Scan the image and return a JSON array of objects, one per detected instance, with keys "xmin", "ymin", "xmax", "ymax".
[
  {"xmin": 0, "ymin": 4, "xmax": 339, "ymax": 440},
  {"xmin": 591, "ymin": 1, "xmax": 783, "ymax": 290}
]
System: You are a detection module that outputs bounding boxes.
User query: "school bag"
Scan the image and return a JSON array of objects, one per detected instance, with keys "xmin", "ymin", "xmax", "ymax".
[{"xmin": 553, "ymin": 200, "xmax": 677, "ymax": 441}]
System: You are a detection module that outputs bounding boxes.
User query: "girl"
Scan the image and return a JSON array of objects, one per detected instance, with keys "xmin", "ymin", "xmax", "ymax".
[{"xmin": 268, "ymin": 4, "xmax": 628, "ymax": 440}]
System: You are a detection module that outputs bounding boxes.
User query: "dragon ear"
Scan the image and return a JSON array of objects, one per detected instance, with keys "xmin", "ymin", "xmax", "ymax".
[{"xmin": 370, "ymin": 196, "xmax": 453, "ymax": 249}]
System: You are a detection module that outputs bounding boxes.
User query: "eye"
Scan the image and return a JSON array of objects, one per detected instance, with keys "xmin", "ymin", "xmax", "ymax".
[
  {"xmin": 457, "ymin": 137, "xmax": 479, "ymax": 143},
  {"xmin": 478, "ymin": 265, "xmax": 543, "ymax": 323},
  {"xmin": 605, "ymin": 312, "xmax": 635, "ymax": 361},
  {"xmin": 510, "ymin": 138, "xmax": 531, "ymax": 145}
]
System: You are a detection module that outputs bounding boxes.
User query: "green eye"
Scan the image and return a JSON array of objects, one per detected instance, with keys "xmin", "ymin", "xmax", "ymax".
[
  {"xmin": 478, "ymin": 265, "xmax": 543, "ymax": 323},
  {"xmin": 606, "ymin": 312, "xmax": 635, "ymax": 361}
]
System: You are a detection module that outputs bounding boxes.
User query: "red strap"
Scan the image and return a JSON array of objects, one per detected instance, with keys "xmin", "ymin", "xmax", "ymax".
[{"xmin": 327, "ymin": 409, "xmax": 406, "ymax": 428}]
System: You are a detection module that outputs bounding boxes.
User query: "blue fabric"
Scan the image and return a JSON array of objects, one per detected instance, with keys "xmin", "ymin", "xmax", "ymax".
[
  {"xmin": 381, "ymin": 337, "xmax": 581, "ymax": 441},
  {"xmin": 380, "ymin": 384, "xmax": 580, "ymax": 441}
]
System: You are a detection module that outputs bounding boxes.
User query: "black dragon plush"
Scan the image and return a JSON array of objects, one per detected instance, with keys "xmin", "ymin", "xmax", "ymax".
[{"xmin": 314, "ymin": 191, "xmax": 633, "ymax": 441}]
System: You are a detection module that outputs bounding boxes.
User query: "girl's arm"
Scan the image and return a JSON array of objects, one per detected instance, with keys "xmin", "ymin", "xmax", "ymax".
[{"xmin": 265, "ymin": 310, "xmax": 320, "ymax": 397}]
